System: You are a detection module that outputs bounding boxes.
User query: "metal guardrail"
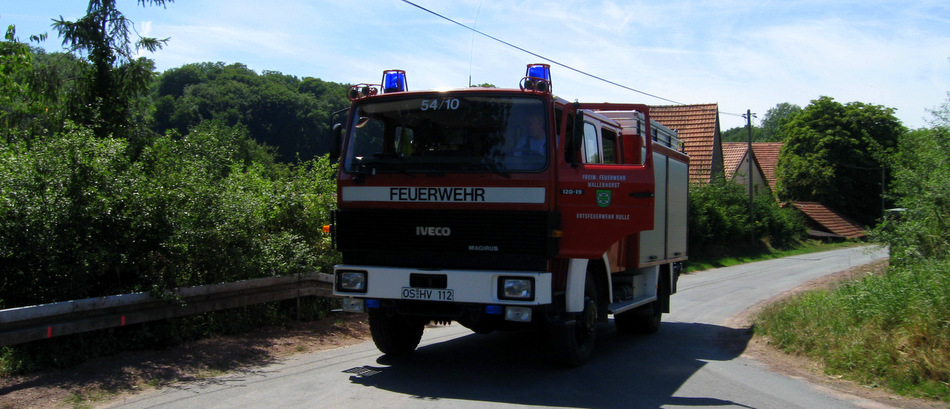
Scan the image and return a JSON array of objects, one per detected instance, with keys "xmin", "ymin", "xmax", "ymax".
[{"xmin": 0, "ymin": 273, "xmax": 335, "ymax": 347}]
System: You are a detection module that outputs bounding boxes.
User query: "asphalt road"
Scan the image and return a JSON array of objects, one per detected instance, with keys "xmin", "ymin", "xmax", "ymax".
[{"xmin": 107, "ymin": 246, "xmax": 891, "ymax": 409}]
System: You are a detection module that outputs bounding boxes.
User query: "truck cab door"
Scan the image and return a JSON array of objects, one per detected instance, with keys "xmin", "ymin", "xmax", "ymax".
[{"xmin": 556, "ymin": 114, "xmax": 654, "ymax": 259}]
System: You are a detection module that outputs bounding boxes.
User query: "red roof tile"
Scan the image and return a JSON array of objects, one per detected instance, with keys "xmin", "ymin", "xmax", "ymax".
[
  {"xmin": 650, "ymin": 104, "xmax": 722, "ymax": 184},
  {"xmin": 721, "ymin": 142, "xmax": 747, "ymax": 177},
  {"xmin": 790, "ymin": 201, "xmax": 866, "ymax": 239},
  {"xmin": 751, "ymin": 142, "xmax": 783, "ymax": 192}
]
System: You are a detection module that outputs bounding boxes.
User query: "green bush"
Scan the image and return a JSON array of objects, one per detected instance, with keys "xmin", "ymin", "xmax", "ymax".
[
  {"xmin": 689, "ymin": 181, "xmax": 806, "ymax": 257},
  {"xmin": 0, "ymin": 121, "xmax": 342, "ymax": 374},
  {"xmin": 0, "ymin": 125, "xmax": 139, "ymax": 305},
  {"xmin": 0, "ymin": 122, "xmax": 339, "ymax": 308},
  {"xmin": 873, "ymin": 126, "xmax": 950, "ymax": 264}
]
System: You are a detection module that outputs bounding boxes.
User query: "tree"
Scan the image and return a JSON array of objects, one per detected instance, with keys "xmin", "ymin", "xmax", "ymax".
[
  {"xmin": 720, "ymin": 102, "xmax": 801, "ymax": 143},
  {"xmin": 0, "ymin": 25, "xmax": 38, "ymax": 141},
  {"xmin": 51, "ymin": 0, "xmax": 171, "ymax": 139},
  {"xmin": 759, "ymin": 102, "xmax": 801, "ymax": 141},
  {"xmin": 775, "ymin": 96, "xmax": 903, "ymax": 226},
  {"xmin": 151, "ymin": 63, "xmax": 350, "ymax": 161},
  {"xmin": 0, "ymin": 25, "xmax": 60, "ymax": 141},
  {"xmin": 721, "ymin": 125, "xmax": 761, "ymax": 143},
  {"xmin": 875, "ymin": 93, "xmax": 950, "ymax": 263}
]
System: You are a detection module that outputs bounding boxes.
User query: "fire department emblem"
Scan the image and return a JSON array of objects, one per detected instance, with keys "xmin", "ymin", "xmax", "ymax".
[{"xmin": 596, "ymin": 190, "xmax": 612, "ymax": 207}]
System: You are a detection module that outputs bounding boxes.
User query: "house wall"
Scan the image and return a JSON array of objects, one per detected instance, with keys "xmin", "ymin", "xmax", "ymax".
[{"xmin": 730, "ymin": 153, "xmax": 770, "ymax": 195}]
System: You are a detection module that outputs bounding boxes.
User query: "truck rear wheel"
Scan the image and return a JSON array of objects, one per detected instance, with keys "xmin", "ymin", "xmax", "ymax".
[
  {"xmin": 550, "ymin": 273, "xmax": 597, "ymax": 367},
  {"xmin": 615, "ymin": 300, "xmax": 661, "ymax": 334},
  {"xmin": 368, "ymin": 309, "xmax": 426, "ymax": 356}
]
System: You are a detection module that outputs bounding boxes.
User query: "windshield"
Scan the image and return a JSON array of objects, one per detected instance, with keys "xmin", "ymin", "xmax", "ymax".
[{"xmin": 343, "ymin": 94, "xmax": 549, "ymax": 174}]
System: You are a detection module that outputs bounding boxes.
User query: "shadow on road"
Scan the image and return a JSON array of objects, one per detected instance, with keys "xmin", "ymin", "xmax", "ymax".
[{"xmin": 346, "ymin": 320, "xmax": 753, "ymax": 408}]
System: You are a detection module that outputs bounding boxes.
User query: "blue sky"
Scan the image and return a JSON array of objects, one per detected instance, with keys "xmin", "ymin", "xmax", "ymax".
[{"xmin": 3, "ymin": 0, "xmax": 949, "ymax": 130}]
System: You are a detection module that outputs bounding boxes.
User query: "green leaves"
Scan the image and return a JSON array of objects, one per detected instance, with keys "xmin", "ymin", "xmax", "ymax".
[
  {"xmin": 0, "ymin": 127, "xmax": 134, "ymax": 304},
  {"xmin": 722, "ymin": 102, "xmax": 802, "ymax": 143},
  {"xmin": 0, "ymin": 123, "xmax": 338, "ymax": 308},
  {"xmin": 688, "ymin": 181, "xmax": 806, "ymax": 256},
  {"xmin": 760, "ymin": 94, "xmax": 950, "ymax": 401},
  {"xmin": 874, "ymin": 96, "xmax": 950, "ymax": 263},
  {"xmin": 776, "ymin": 96, "xmax": 904, "ymax": 226},
  {"xmin": 50, "ymin": 0, "xmax": 171, "ymax": 139},
  {"xmin": 151, "ymin": 63, "xmax": 350, "ymax": 162}
]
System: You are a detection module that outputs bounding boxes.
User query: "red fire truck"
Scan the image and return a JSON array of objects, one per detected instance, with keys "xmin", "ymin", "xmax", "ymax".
[{"xmin": 330, "ymin": 64, "xmax": 688, "ymax": 366}]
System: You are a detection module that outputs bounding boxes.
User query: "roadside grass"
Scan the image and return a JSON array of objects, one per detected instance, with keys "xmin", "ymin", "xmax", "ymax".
[
  {"xmin": 754, "ymin": 257, "xmax": 950, "ymax": 402},
  {"xmin": 685, "ymin": 240, "xmax": 867, "ymax": 273},
  {"xmin": 66, "ymin": 389, "xmax": 117, "ymax": 409}
]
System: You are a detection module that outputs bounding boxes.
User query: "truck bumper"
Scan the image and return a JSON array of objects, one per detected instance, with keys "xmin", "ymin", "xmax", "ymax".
[{"xmin": 332, "ymin": 265, "xmax": 553, "ymax": 307}]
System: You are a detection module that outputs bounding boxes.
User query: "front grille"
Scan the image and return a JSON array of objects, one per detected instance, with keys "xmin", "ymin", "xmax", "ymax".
[{"xmin": 335, "ymin": 209, "xmax": 558, "ymax": 270}]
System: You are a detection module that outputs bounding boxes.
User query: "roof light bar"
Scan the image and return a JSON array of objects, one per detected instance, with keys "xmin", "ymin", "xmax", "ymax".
[
  {"xmin": 382, "ymin": 69, "xmax": 408, "ymax": 93},
  {"xmin": 347, "ymin": 83, "xmax": 379, "ymax": 101},
  {"xmin": 520, "ymin": 63, "xmax": 552, "ymax": 94},
  {"xmin": 347, "ymin": 69, "xmax": 408, "ymax": 101}
]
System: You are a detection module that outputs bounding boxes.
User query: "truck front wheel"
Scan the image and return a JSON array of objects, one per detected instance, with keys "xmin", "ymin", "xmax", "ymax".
[
  {"xmin": 550, "ymin": 273, "xmax": 597, "ymax": 367},
  {"xmin": 368, "ymin": 309, "xmax": 426, "ymax": 356}
]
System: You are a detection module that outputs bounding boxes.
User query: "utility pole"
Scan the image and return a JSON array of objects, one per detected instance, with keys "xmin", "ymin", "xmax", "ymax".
[
  {"xmin": 744, "ymin": 109, "xmax": 756, "ymax": 249},
  {"xmin": 881, "ymin": 166, "xmax": 886, "ymax": 219}
]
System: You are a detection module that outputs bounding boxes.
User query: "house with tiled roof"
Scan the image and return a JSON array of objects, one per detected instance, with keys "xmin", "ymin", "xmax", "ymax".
[
  {"xmin": 789, "ymin": 202, "xmax": 867, "ymax": 239},
  {"xmin": 722, "ymin": 142, "xmax": 769, "ymax": 195},
  {"xmin": 650, "ymin": 104, "xmax": 724, "ymax": 184}
]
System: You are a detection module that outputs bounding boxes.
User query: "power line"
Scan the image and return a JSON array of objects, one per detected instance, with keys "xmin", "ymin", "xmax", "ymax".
[{"xmin": 401, "ymin": 0, "xmax": 685, "ymax": 105}]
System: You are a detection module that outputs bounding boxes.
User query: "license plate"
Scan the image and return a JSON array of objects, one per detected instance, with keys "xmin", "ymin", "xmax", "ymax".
[{"xmin": 401, "ymin": 287, "xmax": 454, "ymax": 301}]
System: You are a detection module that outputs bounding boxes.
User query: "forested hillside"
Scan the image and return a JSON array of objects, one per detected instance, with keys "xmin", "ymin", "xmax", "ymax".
[{"xmin": 152, "ymin": 62, "xmax": 350, "ymax": 161}]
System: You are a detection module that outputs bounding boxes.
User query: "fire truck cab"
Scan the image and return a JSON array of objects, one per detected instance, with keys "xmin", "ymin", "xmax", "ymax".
[{"xmin": 330, "ymin": 65, "xmax": 688, "ymax": 366}]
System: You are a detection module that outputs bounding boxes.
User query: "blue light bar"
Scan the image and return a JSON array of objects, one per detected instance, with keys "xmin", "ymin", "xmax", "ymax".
[
  {"xmin": 526, "ymin": 64, "xmax": 551, "ymax": 82},
  {"xmin": 522, "ymin": 63, "xmax": 552, "ymax": 93},
  {"xmin": 382, "ymin": 70, "xmax": 407, "ymax": 93},
  {"xmin": 485, "ymin": 305, "xmax": 503, "ymax": 315}
]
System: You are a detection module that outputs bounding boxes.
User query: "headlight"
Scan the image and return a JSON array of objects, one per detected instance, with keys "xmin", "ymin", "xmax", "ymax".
[
  {"xmin": 336, "ymin": 270, "xmax": 367, "ymax": 293},
  {"xmin": 499, "ymin": 277, "xmax": 534, "ymax": 301}
]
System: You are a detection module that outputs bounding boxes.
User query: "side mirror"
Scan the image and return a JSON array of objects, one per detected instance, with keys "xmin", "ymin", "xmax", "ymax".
[{"xmin": 331, "ymin": 123, "xmax": 344, "ymax": 160}]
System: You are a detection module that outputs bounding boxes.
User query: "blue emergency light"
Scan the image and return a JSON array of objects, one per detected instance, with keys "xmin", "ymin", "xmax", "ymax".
[
  {"xmin": 527, "ymin": 64, "xmax": 551, "ymax": 82},
  {"xmin": 522, "ymin": 63, "xmax": 552, "ymax": 93},
  {"xmin": 382, "ymin": 70, "xmax": 408, "ymax": 93}
]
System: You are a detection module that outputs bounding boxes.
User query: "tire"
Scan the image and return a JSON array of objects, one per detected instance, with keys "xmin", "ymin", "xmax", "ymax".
[
  {"xmin": 550, "ymin": 273, "xmax": 598, "ymax": 367},
  {"xmin": 613, "ymin": 307, "xmax": 637, "ymax": 334},
  {"xmin": 615, "ymin": 300, "xmax": 661, "ymax": 334},
  {"xmin": 368, "ymin": 309, "xmax": 426, "ymax": 356}
]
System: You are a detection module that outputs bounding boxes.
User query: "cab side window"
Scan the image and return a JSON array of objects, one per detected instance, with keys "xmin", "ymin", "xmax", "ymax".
[
  {"xmin": 583, "ymin": 122, "xmax": 600, "ymax": 163},
  {"xmin": 581, "ymin": 122, "xmax": 622, "ymax": 164},
  {"xmin": 602, "ymin": 128, "xmax": 618, "ymax": 164}
]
